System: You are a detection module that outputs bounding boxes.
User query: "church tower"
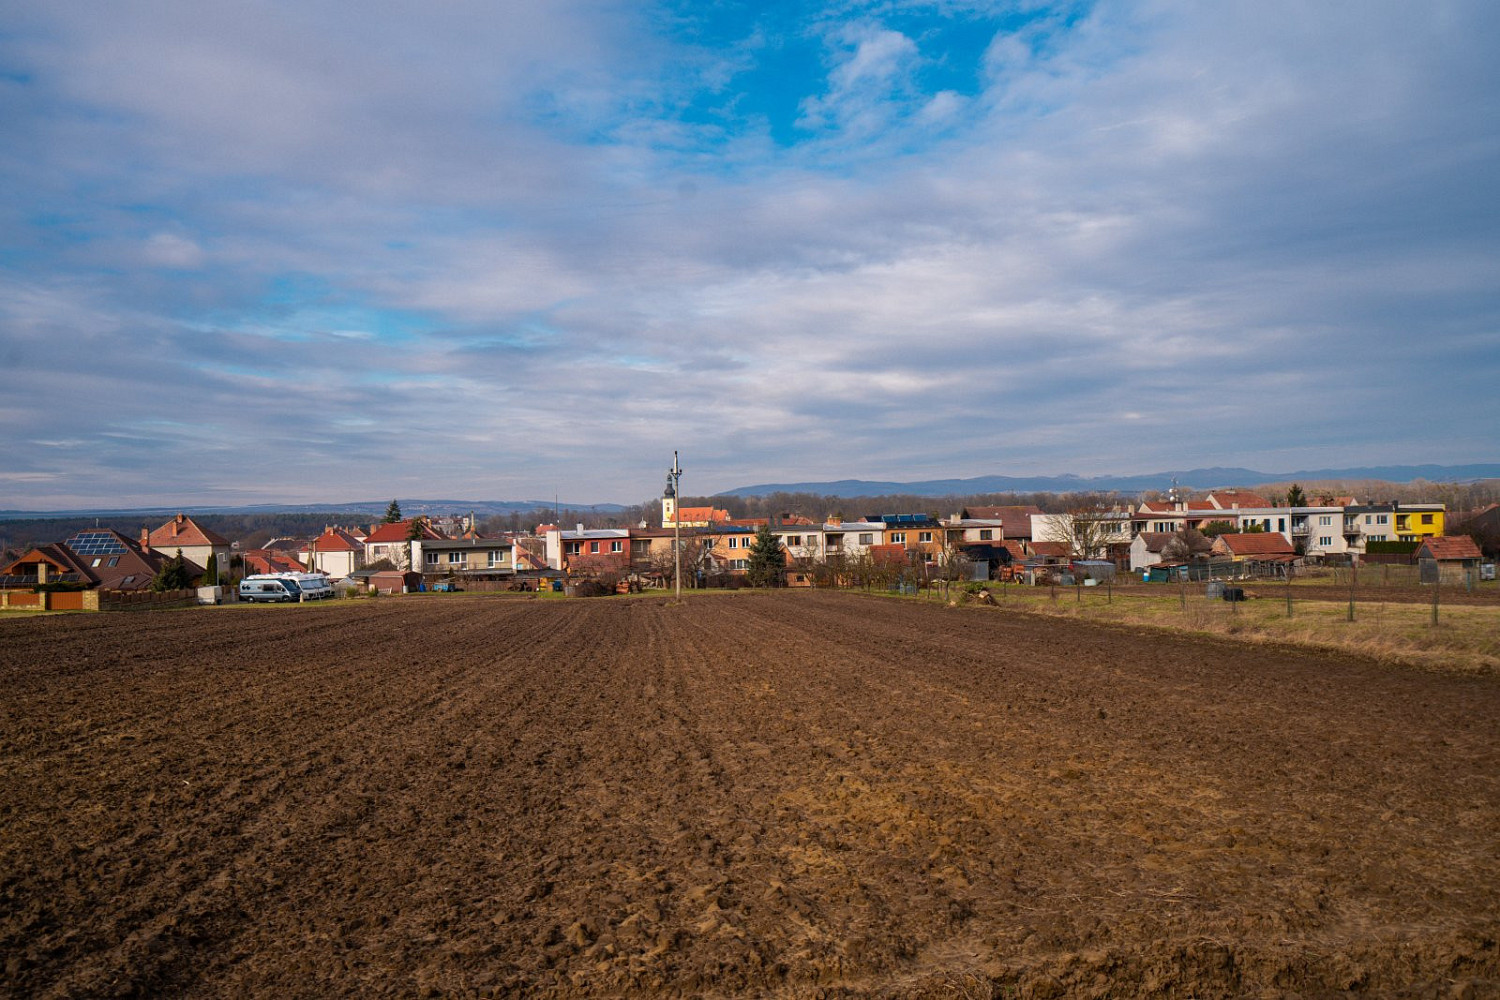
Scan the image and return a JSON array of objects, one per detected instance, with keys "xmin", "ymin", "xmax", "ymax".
[{"xmin": 662, "ymin": 467, "xmax": 678, "ymax": 528}]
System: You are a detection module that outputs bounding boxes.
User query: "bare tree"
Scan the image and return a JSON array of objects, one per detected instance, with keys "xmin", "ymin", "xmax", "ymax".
[
  {"xmin": 1037, "ymin": 506, "xmax": 1124, "ymax": 560},
  {"xmin": 1162, "ymin": 528, "xmax": 1213, "ymax": 562}
]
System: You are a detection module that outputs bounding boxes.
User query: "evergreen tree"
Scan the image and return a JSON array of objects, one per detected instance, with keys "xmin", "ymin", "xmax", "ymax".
[
  {"xmin": 151, "ymin": 549, "xmax": 195, "ymax": 592},
  {"xmin": 405, "ymin": 516, "xmax": 425, "ymax": 571},
  {"xmin": 745, "ymin": 525, "xmax": 786, "ymax": 588},
  {"xmin": 203, "ymin": 552, "xmax": 219, "ymax": 586},
  {"xmin": 383, "ymin": 499, "xmax": 403, "ymax": 523},
  {"xmin": 1284, "ymin": 484, "xmax": 1306, "ymax": 507}
]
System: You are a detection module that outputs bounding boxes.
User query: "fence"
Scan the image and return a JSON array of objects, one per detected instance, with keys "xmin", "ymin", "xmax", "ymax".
[{"xmin": 99, "ymin": 589, "xmax": 196, "ymax": 611}]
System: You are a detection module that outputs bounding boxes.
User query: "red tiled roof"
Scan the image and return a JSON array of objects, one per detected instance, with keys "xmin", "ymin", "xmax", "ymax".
[
  {"xmin": 1, "ymin": 544, "xmax": 94, "ymax": 584},
  {"xmin": 242, "ymin": 550, "xmax": 307, "ymax": 574},
  {"xmin": 363, "ymin": 519, "xmax": 447, "ymax": 543},
  {"xmin": 148, "ymin": 513, "xmax": 229, "ymax": 548},
  {"xmin": 1206, "ymin": 490, "xmax": 1273, "ymax": 510},
  {"xmin": 308, "ymin": 527, "xmax": 363, "ymax": 552},
  {"xmin": 675, "ymin": 506, "xmax": 731, "ymax": 523},
  {"xmin": 1029, "ymin": 541, "xmax": 1070, "ymax": 558},
  {"xmin": 1215, "ymin": 533, "xmax": 1296, "ymax": 556},
  {"xmin": 867, "ymin": 543, "xmax": 908, "ymax": 565},
  {"xmin": 1416, "ymin": 536, "xmax": 1482, "ymax": 561}
]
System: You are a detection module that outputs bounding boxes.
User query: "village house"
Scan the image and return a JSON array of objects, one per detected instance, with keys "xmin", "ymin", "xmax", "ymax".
[
  {"xmin": 0, "ymin": 528, "xmax": 175, "ymax": 609},
  {"xmin": 958, "ymin": 505, "xmax": 1044, "ymax": 543},
  {"xmin": 145, "ymin": 513, "xmax": 231, "ymax": 577},
  {"xmin": 240, "ymin": 549, "xmax": 306, "ymax": 575},
  {"xmin": 301, "ymin": 526, "xmax": 366, "ymax": 578},
  {"xmin": 363, "ymin": 518, "xmax": 447, "ymax": 569},
  {"xmin": 1128, "ymin": 531, "xmax": 1178, "ymax": 572},
  {"xmin": 415, "ymin": 536, "xmax": 516, "ymax": 584}
]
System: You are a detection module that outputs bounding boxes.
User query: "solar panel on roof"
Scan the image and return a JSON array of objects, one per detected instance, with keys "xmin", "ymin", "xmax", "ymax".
[{"xmin": 67, "ymin": 531, "xmax": 127, "ymax": 555}]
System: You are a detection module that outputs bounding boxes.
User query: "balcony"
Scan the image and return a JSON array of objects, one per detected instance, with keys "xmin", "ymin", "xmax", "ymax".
[
  {"xmin": 1291, "ymin": 522, "xmax": 1310, "ymax": 536},
  {"xmin": 1342, "ymin": 521, "xmax": 1361, "ymax": 535}
]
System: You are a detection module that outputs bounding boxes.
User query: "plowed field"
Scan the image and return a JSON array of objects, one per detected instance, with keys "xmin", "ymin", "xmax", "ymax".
[{"xmin": 2, "ymin": 592, "xmax": 1497, "ymax": 998}]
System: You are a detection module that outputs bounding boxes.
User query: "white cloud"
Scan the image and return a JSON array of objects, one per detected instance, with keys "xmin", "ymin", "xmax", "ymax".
[
  {"xmin": 1, "ymin": 1, "xmax": 1497, "ymax": 507},
  {"xmin": 142, "ymin": 232, "xmax": 205, "ymax": 269}
]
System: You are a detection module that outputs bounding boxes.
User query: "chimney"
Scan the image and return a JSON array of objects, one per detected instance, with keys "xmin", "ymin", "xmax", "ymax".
[
  {"xmin": 37, "ymin": 561, "xmax": 48, "ymax": 585},
  {"xmin": 140, "ymin": 526, "xmax": 151, "ymax": 552},
  {"xmin": 576, "ymin": 523, "xmax": 584, "ymax": 534},
  {"xmin": 829, "ymin": 513, "xmax": 842, "ymax": 526}
]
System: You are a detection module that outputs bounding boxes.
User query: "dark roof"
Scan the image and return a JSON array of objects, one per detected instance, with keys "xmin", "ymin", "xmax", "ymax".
[
  {"xmin": 1136, "ymin": 531, "xmax": 1177, "ymax": 553},
  {"xmin": 960, "ymin": 543, "xmax": 1014, "ymax": 562},
  {"xmin": 866, "ymin": 513, "xmax": 941, "ymax": 527},
  {"xmin": 961, "ymin": 505, "xmax": 1043, "ymax": 537}
]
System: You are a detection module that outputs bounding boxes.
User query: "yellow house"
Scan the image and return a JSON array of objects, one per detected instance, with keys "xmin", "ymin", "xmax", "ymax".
[{"xmin": 1393, "ymin": 504, "xmax": 1444, "ymax": 543}]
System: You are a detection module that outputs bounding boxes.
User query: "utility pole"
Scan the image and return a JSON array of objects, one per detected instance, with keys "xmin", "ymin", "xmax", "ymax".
[{"xmin": 667, "ymin": 451, "xmax": 683, "ymax": 601}]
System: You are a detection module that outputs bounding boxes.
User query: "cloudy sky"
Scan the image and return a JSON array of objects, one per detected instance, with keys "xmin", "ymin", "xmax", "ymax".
[{"xmin": 2, "ymin": 1, "xmax": 1497, "ymax": 509}]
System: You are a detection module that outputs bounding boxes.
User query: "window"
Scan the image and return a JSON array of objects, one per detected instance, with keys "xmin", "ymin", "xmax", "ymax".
[
  {"xmin": 1320, "ymin": 536, "xmax": 1333, "ymax": 547},
  {"xmin": 727, "ymin": 537, "xmax": 738, "ymax": 549},
  {"xmin": 788, "ymin": 535, "xmax": 802, "ymax": 547},
  {"xmin": 858, "ymin": 533, "xmax": 873, "ymax": 545},
  {"xmin": 589, "ymin": 541, "xmax": 600, "ymax": 554},
  {"xmin": 890, "ymin": 531, "xmax": 906, "ymax": 544},
  {"xmin": 448, "ymin": 552, "xmax": 464, "ymax": 564},
  {"xmin": 91, "ymin": 557, "xmax": 102, "ymax": 567},
  {"xmin": 1377, "ymin": 514, "xmax": 1388, "ymax": 525},
  {"xmin": 978, "ymin": 529, "xmax": 992, "ymax": 540},
  {"xmin": 426, "ymin": 551, "xmax": 440, "ymax": 564},
  {"xmin": 565, "ymin": 542, "xmax": 581, "ymax": 556},
  {"xmin": 487, "ymin": 551, "xmax": 505, "ymax": 567},
  {"xmin": 1421, "ymin": 514, "xmax": 1434, "ymax": 525},
  {"xmin": 730, "ymin": 559, "xmax": 747, "ymax": 571},
  {"xmin": 919, "ymin": 531, "xmax": 933, "ymax": 543},
  {"xmin": 1319, "ymin": 515, "xmax": 1332, "ymax": 526},
  {"xmin": 610, "ymin": 540, "xmax": 623, "ymax": 553},
  {"xmin": 1278, "ymin": 518, "xmax": 1286, "ymax": 532}
]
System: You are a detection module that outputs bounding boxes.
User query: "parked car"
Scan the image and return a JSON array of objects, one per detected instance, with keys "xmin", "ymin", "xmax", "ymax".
[{"xmin": 239, "ymin": 576, "xmax": 304, "ymax": 603}]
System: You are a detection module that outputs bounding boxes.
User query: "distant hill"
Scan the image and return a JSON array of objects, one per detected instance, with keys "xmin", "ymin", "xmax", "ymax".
[
  {"xmin": 0, "ymin": 498, "xmax": 629, "ymax": 521},
  {"xmin": 717, "ymin": 464, "xmax": 1500, "ymax": 499}
]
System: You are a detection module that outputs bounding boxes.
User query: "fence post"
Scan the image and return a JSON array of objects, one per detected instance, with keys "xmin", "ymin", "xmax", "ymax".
[
  {"xmin": 1431, "ymin": 574, "xmax": 1440, "ymax": 627},
  {"xmin": 1347, "ymin": 560, "xmax": 1357, "ymax": 622}
]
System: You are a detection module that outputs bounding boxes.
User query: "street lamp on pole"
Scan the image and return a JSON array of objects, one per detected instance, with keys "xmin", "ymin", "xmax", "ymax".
[{"xmin": 667, "ymin": 451, "xmax": 683, "ymax": 601}]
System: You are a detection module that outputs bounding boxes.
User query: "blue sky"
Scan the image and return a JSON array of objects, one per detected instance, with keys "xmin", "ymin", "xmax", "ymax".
[{"xmin": 2, "ymin": 1, "xmax": 1498, "ymax": 509}]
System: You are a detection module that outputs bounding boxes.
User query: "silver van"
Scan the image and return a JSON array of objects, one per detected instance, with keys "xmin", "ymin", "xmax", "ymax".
[{"xmin": 239, "ymin": 576, "xmax": 303, "ymax": 603}]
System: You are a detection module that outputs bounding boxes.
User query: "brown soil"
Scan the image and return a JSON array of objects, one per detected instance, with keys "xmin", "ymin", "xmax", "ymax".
[{"xmin": 2, "ymin": 592, "xmax": 1497, "ymax": 998}]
